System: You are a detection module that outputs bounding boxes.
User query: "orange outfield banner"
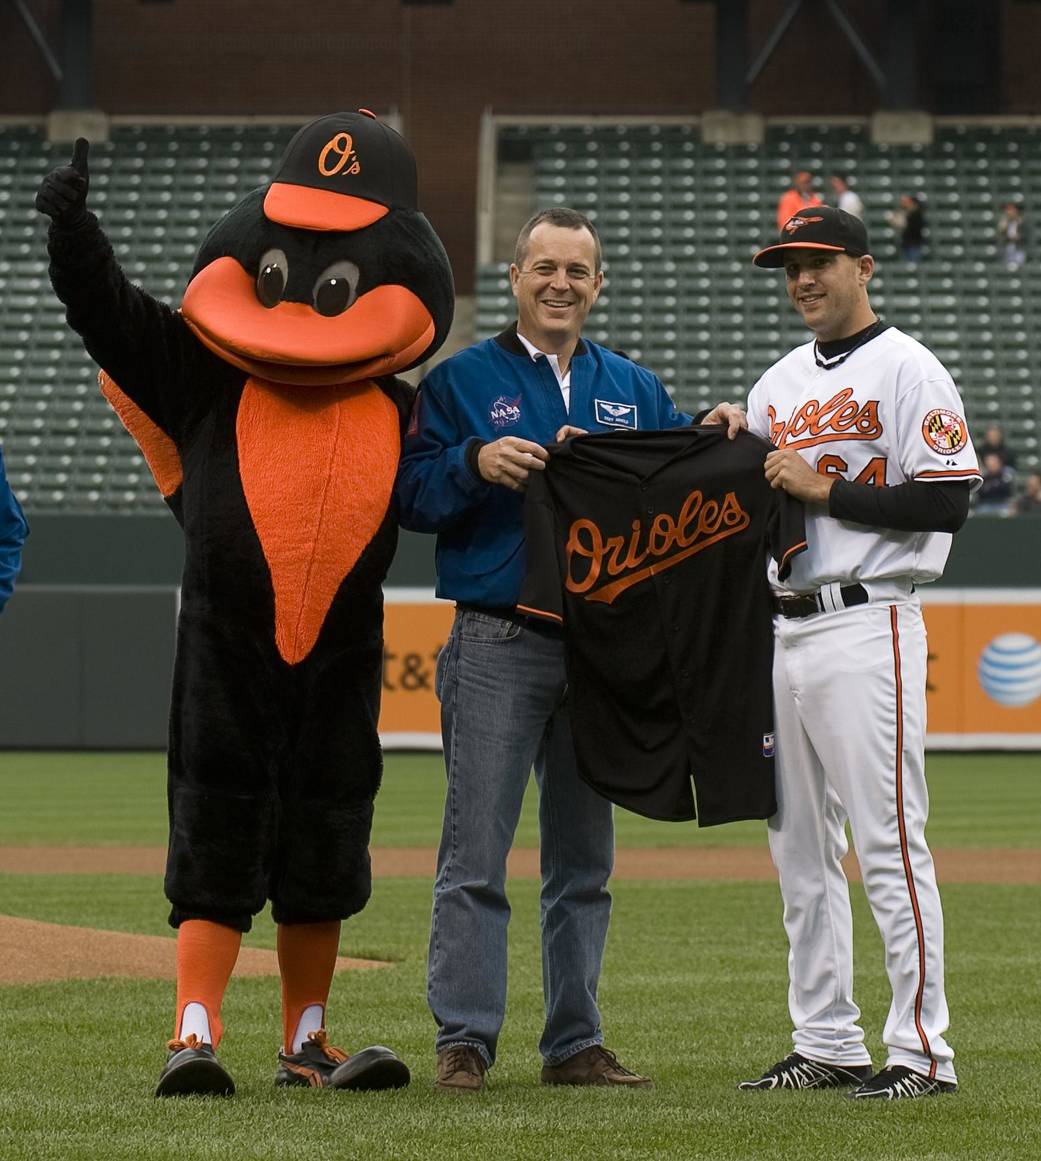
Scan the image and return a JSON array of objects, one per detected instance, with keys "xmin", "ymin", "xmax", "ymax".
[
  {"xmin": 378, "ymin": 593, "xmax": 455, "ymax": 746},
  {"xmin": 920, "ymin": 590, "xmax": 1041, "ymax": 747},
  {"xmin": 377, "ymin": 590, "xmax": 1041, "ymax": 750}
]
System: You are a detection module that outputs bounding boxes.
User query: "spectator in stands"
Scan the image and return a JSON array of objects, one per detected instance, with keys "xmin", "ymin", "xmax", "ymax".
[
  {"xmin": 776, "ymin": 170, "xmax": 822, "ymax": 231},
  {"xmin": 886, "ymin": 194, "xmax": 925, "ymax": 263},
  {"xmin": 996, "ymin": 201, "xmax": 1027, "ymax": 270},
  {"xmin": 1013, "ymin": 471, "xmax": 1041, "ymax": 515},
  {"xmin": 973, "ymin": 451, "xmax": 1016, "ymax": 515},
  {"xmin": 979, "ymin": 422, "xmax": 1017, "ymax": 469},
  {"xmin": 829, "ymin": 173, "xmax": 864, "ymax": 220},
  {"xmin": 0, "ymin": 445, "xmax": 29, "ymax": 614}
]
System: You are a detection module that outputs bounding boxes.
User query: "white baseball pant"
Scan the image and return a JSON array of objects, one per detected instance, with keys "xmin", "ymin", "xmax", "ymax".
[{"xmin": 767, "ymin": 594, "xmax": 956, "ymax": 1083}]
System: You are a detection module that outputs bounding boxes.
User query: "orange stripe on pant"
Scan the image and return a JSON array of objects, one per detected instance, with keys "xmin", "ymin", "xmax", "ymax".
[{"xmin": 890, "ymin": 604, "xmax": 936, "ymax": 1078}]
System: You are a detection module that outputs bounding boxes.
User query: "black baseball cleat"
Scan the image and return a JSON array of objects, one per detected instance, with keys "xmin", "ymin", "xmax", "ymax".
[
  {"xmin": 848, "ymin": 1065, "xmax": 957, "ymax": 1100},
  {"xmin": 155, "ymin": 1034, "xmax": 235, "ymax": 1097},
  {"xmin": 739, "ymin": 1052, "xmax": 873, "ymax": 1091},
  {"xmin": 275, "ymin": 1029, "xmax": 410, "ymax": 1091}
]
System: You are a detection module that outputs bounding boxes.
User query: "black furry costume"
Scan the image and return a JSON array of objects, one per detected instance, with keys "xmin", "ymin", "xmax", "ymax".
[{"xmin": 40, "ymin": 114, "xmax": 454, "ymax": 932}]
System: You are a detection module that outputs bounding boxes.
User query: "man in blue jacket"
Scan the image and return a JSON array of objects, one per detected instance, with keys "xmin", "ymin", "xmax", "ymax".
[
  {"xmin": 396, "ymin": 207, "xmax": 739, "ymax": 1092},
  {"xmin": 0, "ymin": 447, "xmax": 28, "ymax": 615}
]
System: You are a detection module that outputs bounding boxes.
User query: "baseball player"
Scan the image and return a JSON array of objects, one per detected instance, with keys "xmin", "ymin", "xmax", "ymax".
[{"xmin": 730, "ymin": 207, "xmax": 980, "ymax": 1099}]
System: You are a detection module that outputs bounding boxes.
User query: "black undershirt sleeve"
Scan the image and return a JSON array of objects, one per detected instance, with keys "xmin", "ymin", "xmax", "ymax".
[
  {"xmin": 828, "ymin": 478, "xmax": 972, "ymax": 533},
  {"xmin": 464, "ymin": 437, "xmax": 488, "ymax": 479}
]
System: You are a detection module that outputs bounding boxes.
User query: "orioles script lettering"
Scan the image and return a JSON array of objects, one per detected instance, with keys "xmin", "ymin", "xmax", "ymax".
[
  {"xmin": 565, "ymin": 489, "xmax": 750, "ymax": 605},
  {"xmin": 770, "ymin": 387, "xmax": 882, "ymax": 451}
]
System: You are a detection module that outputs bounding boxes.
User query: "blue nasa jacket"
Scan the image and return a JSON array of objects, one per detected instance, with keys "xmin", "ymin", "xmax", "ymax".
[
  {"xmin": 395, "ymin": 324, "xmax": 689, "ymax": 606},
  {"xmin": 0, "ymin": 447, "xmax": 28, "ymax": 614}
]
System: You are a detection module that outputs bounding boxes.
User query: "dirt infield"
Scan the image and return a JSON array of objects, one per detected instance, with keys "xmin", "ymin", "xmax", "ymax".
[
  {"xmin": 0, "ymin": 914, "xmax": 385, "ymax": 986},
  {"xmin": 2, "ymin": 844, "xmax": 1038, "ymax": 986}
]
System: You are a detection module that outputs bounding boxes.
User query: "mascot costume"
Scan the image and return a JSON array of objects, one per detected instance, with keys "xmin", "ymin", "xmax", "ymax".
[{"xmin": 36, "ymin": 111, "xmax": 454, "ymax": 1097}]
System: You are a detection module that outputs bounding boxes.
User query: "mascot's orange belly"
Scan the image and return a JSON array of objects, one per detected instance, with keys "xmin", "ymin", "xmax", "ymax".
[{"xmin": 236, "ymin": 376, "xmax": 399, "ymax": 665}]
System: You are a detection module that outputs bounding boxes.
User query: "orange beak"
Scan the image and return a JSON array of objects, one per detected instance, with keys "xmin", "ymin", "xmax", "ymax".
[{"xmin": 181, "ymin": 256, "xmax": 435, "ymax": 385}]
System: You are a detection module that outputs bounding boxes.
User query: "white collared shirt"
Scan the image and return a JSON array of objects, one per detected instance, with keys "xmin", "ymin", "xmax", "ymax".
[{"xmin": 517, "ymin": 331, "xmax": 571, "ymax": 411}]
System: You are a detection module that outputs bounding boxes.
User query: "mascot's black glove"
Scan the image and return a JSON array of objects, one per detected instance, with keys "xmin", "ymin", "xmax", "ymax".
[{"xmin": 35, "ymin": 137, "xmax": 91, "ymax": 228}]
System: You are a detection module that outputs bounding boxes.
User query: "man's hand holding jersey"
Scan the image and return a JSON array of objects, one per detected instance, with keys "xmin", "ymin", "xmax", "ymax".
[
  {"xmin": 477, "ymin": 437, "xmax": 549, "ymax": 492},
  {"xmin": 700, "ymin": 400, "xmax": 834, "ymax": 505},
  {"xmin": 765, "ymin": 448, "xmax": 835, "ymax": 504},
  {"xmin": 477, "ymin": 426, "xmax": 588, "ymax": 493},
  {"xmin": 699, "ymin": 401, "xmax": 747, "ymax": 439}
]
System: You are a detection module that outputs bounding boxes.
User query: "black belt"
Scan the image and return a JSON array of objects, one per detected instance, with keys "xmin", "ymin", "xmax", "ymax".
[
  {"xmin": 771, "ymin": 583, "xmax": 869, "ymax": 619},
  {"xmin": 455, "ymin": 603, "xmax": 563, "ymax": 637}
]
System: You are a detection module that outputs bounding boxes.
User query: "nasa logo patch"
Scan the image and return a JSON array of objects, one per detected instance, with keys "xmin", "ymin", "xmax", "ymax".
[
  {"xmin": 762, "ymin": 732, "xmax": 775, "ymax": 758},
  {"xmin": 595, "ymin": 399, "xmax": 638, "ymax": 430},
  {"xmin": 490, "ymin": 395, "xmax": 521, "ymax": 429},
  {"xmin": 922, "ymin": 408, "xmax": 968, "ymax": 455}
]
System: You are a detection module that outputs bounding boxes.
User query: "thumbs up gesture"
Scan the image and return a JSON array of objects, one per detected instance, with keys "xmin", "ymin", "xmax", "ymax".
[{"xmin": 35, "ymin": 137, "xmax": 91, "ymax": 227}]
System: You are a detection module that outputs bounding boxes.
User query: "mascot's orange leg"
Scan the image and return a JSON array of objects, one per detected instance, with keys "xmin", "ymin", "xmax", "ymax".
[
  {"xmin": 173, "ymin": 919, "xmax": 243, "ymax": 1048},
  {"xmin": 277, "ymin": 920, "xmax": 342, "ymax": 1053}
]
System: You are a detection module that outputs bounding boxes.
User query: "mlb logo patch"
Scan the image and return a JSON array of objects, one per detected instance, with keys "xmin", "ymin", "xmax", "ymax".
[
  {"xmin": 595, "ymin": 399, "xmax": 638, "ymax": 430},
  {"xmin": 490, "ymin": 395, "xmax": 521, "ymax": 430},
  {"xmin": 762, "ymin": 732, "xmax": 775, "ymax": 758}
]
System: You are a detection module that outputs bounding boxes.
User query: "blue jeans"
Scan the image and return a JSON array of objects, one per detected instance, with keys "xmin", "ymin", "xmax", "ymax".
[{"xmin": 429, "ymin": 608, "xmax": 615, "ymax": 1067}]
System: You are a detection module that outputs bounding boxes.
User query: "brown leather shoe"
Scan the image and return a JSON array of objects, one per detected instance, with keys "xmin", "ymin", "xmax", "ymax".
[
  {"xmin": 541, "ymin": 1045, "xmax": 652, "ymax": 1088},
  {"xmin": 434, "ymin": 1044, "xmax": 487, "ymax": 1093}
]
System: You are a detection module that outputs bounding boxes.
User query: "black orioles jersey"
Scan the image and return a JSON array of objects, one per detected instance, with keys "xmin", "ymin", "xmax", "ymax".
[{"xmin": 518, "ymin": 426, "xmax": 807, "ymax": 824}]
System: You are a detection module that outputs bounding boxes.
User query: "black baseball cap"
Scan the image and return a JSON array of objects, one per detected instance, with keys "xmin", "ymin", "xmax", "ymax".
[
  {"xmin": 263, "ymin": 109, "xmax": 418, "ymax": 232},
  {"xmin": 753, "ymin": 205, "xmax": 870, "ymax": 268}
]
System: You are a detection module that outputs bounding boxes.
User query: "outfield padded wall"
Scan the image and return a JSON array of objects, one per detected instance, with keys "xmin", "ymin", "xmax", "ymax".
[{"xmin": 0, "ymin": 517, "xmax": 1038, "ymax": 749}]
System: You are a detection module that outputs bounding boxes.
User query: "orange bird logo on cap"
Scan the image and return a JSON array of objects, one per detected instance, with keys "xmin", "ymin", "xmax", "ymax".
[{"xmin": 784, "ymin": 215, "xmax": 825, "ymax": 234}]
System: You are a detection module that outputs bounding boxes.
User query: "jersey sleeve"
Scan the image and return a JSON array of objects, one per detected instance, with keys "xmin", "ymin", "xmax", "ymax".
[
  {"xmin": 767, "ymin": 487, "xmax": 808, "ymax": 581},
  {"xmin": 737, "ymin": 428, "xmax": 806, "ymax": 580},
  {"xmin": 894, "ymin": 369, "xmax": 982, "ymax": 490},
  {"xmin": 516, "ymin": 467, "xmax": 565, "ymax": 625}
]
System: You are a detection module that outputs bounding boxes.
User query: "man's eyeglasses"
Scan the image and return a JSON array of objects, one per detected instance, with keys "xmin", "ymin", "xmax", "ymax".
[{"xmin": 517, "ymin": 263, "xmax": 598, "ymax": 282}]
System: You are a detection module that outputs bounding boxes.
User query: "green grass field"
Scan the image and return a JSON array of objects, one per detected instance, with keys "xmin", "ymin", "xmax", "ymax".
[{"xmin": 0, "ymin": 752, "xmax": 1038, "ymax": 1160}]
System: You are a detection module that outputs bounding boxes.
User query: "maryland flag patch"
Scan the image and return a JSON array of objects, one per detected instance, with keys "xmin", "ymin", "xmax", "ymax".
[{"xmin": 922, "ymin": 408, "xmax": 968, "ymax": 455}]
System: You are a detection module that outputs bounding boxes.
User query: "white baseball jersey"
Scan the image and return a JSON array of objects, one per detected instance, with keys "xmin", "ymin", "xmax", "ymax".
[{"xmin": 747, "ymin": 327, "xmax": 981, "ymax": 593}]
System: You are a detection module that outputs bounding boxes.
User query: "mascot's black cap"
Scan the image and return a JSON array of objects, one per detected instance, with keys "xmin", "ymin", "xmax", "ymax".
[{"xmin": 263, "ymin": 109, "xmax": 418, "ymax": 232}]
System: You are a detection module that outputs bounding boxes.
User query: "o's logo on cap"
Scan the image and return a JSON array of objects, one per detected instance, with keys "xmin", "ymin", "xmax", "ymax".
[
  {"xmin": 922, "ymin": 408, "xmax": 968, "ymax": 454},
  {"xmin": 318, "ymin": 133, "xmax": 361, "ymax": 178},
  {"xmin": 784, "ymin": 215, "xmax": 824, "ymax": 234}
]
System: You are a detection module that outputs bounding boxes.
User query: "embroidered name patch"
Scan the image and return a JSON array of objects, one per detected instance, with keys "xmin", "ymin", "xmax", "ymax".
[
  {"xmin": 595, "ymin": 399, "xmax": 638, "ymax": 430},
  {"xmin": 490, "ymin": 395, "xmax": 521, "ymax": 429},
  {"xmin": 922, "ymin": 408, "xmax": 968, "ymax": 455}
]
